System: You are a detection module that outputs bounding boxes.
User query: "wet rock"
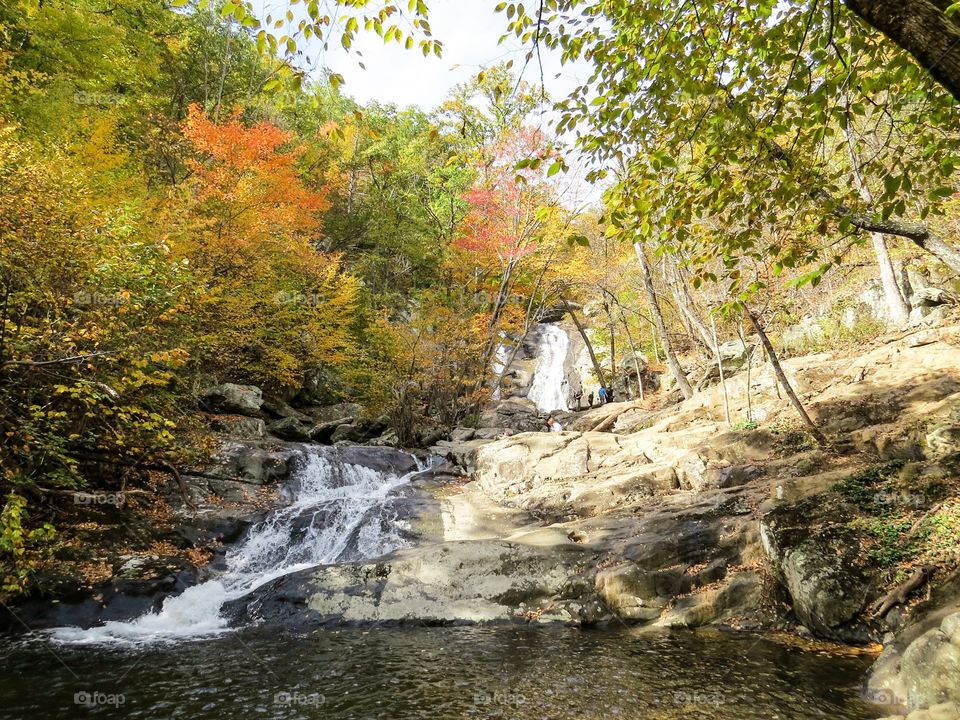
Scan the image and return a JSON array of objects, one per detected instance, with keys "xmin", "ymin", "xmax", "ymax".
[{"xmin": 200, "ymin": 383, "xmax": 263, "ymax": 416}]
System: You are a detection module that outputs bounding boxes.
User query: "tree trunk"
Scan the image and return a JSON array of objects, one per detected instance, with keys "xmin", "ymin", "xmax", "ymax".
[
  {"xmin": 711, "ymin": 313, "xmax": 732, "ymax": 426},
  {"xmin": 564, "ymin": 300, "xmax": 606, "ymax": 387},
  {"xmin": 633, "ymin": 242, "xmax": 693, "ymax": 399},
  {"xmin": 845, "ymin": 0, "xmax": 960, "ymax": 102},
  {"xmin": 844, "ymin": 119, "xmax": 911, "ymax": 325},
  {"xmin": 670, "ymin": 260, "xmax": 714, "ymax": 352},
  {"xmin": 744, "ymin": 307, "xmax": 827, "ymax": 445},
  {"xmin": 605, "ymin": 302, "xmax": 616, "ymax": 389},
  {"xmin": 619, "ymin": 309, "xmax": 645, "ymax": 401}
]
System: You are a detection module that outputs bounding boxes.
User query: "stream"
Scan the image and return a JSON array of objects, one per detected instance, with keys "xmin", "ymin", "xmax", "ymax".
[{"xmin": 0, "ymin": 442, "xmax": 885, "ymax": 719}]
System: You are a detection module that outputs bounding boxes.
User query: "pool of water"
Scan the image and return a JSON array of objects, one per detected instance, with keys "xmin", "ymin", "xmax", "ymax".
[{"xmin": 0, "ymin": 625, "xmax": 882, "ymax": 719}]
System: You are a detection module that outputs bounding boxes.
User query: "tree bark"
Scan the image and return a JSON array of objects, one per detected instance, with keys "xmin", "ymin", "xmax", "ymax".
[
  {"xmin": 845, "ymin": 0, "xmax": 960, "ymax": 102},
  {"xmin": 564, "ymin": 300, "xmax": 606, "ymax": 387},
  {"xmin": 711, "ymin": 313, "xmax": 732, "ymax": 426},
  {"xmin": 844, "ymin": 120, "xmax": 911, "ymax": 324},
  {"xmin": 633, "ymin": 242, "xmax": 694, "ymax": 399},
  {"xmin": 744, "ymin": 307, "xmax": 827, "ymax": 445}
]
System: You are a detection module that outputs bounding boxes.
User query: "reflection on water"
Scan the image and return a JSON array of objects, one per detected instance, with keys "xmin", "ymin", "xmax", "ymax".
[{"xmin": 0, "ymin": 625, "xmax": 881, "ymax": 719}]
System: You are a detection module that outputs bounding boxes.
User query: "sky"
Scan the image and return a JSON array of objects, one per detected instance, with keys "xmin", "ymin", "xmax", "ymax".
[
  {"xmin": 312, "ymin": 1, "xmax": 592, "ymax": 114},
  {"xmin": 252, "ymin": 0, "xmax": 605, "ymax": 206}
]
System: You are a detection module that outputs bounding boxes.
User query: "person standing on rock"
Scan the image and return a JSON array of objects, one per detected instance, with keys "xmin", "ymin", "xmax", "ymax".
[
  {"xmin": 598, "ymin": 386, "xmax": 607, "ymax": 404},
  {"xmin": 587, "ymin": 392, "xmax": 594, "ymax": 408},
  {"xmin": 573, "ymin": 389, "xmax": 583, "ymax": 411},
  {"xmin": 606, "ymin": 385, "xmax": 615, "ymax": 403}
]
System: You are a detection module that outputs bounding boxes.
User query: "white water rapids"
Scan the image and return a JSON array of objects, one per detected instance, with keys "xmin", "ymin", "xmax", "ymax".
[
  {"xmin": 527, "ymin": 324, "xmax": 570, "ymax": 413},
  {"xmin": 49, "ymin": 451, "xmax": 424, "ymax": 644}
]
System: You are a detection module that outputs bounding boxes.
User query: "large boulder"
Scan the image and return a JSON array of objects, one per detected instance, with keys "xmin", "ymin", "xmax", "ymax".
[
  {"xmin": 267, "ymin": 417, "xmax": 313, "ymax": 442},
  {"xmin": 479, "ymin": 397, "xmax": 544, "ymax": 433},
  {"xmin": 761, "ymin": 506, "xmax": 871, "ymax": 641},
  {"xmin": 200, "ymin": 383, "xmax": 263, "ymax": 416}
]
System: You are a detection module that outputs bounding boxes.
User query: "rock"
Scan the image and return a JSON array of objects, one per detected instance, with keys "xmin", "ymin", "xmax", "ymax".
[
  {"xmin": 872, "ymin": 613, "xmax": 960, "ymax": 711},
  {"xmin": 200, "ymin": 383, "xmax": 263, "ymax": 416},
  {"xmin": 761, "ymin": 511, "xmax": 870, "ymax": 641},
  {"xmin": 929, "ymin": 703, "xmax": 959, "ymax": 720},
  {"xmin": 911, "ymin": 306, "xmax": 950, "ymax": 327},
  {"xmin": 308, "ymin": 419, "xmax": 342, "ymax": 443},
  {"xmin": 226, "ymin": 540, "xmax": 602, "ymax": 628},
  {"xmin": 199, "ymin": 441, "xmax": 296, "ymax": 485},
  {"xmin": 368, "ymin": 429, "xmax": 400, "ymax": 447},
  {"xmin": 330, "ymin": 416, "xmax": 388, "ymax": 444},
  {"xmin": 208, "ymin": 415, "xmax": 266, "ymax": 439},
  {"xmin": 309, "ymin": 402, "xmax": 363, "ymax": 425},
  {"xmin": 926, "ymin": 424, "xmax": 960, "ymax": 458},
  {"xmin": 655, "ymin": 572, "xmax": 762, "ymax": 628},
  {"xmin": 261, "ymin": 397, "xmax": 311, "ymax": 423},
  {"xmin": 479, "ymin": 397, "xmax": 544, "ymax": 433},
  {"xmin": 594, "ymin": 563, "xmax": 665, "ymax": 621},
  {"xmin": 914, "ymin": 287, "xmax": 957, "ymax": 307},
  {"xmin": 430, "ymin": 439, "xmax": 493, "ymax": 475},
  {"xmin": 449, "ymin": 427, "xmax": 476, "ymax": 443},
  {"xmin": 266, "ymin": 417, "xmax": 313, "ymax": 442}
]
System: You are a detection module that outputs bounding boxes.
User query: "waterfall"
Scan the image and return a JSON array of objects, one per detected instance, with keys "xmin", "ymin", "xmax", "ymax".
[
  {"xmin": 527, "ymin": 324, "xmax": 570, "ymax": 413},
  {"xmin": 49, "ymin": 450, "xmax": 425, "ymax": 644}
]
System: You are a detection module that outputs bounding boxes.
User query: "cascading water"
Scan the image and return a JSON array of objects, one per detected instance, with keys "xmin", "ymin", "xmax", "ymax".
[
  {"xmin": 527, "ymin": 324, "xmax": 570, "ymax": 413},
  {"xmin": 49, "ymin": 450, "xmax": 426, "ymax": 644}
]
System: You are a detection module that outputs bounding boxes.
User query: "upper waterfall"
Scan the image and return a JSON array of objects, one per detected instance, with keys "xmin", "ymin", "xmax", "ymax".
[{"xmin": 527, "ymin": 324, "xmax": 570, "ymax": 413}]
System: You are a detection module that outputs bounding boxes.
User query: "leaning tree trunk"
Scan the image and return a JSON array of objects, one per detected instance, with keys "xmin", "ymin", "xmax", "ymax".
[
  {"xmin": 564, "ymin": 300, "xmax": 606, "ymax": 387},
  {"xmin": 744, "ymin": 307, "xmax": 828, "ymax": 446},
  {"xmin": 670, "ymin": 259, "xmax": 714, "ymax": 352},
  {"xmin": 633, "ymin": 242, "xmax": 694, "ymax": 399},
  {"xmin": 844, "ymin": 119, "xmax": 911, "ymax": 325},
  {"xmin": 845, "ymin": 0, "xmax": 960, "ymax": 102}
]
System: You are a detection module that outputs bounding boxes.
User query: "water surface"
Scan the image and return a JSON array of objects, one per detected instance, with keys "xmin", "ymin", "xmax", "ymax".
[{"xmin": 0, "ymin": 625, "xmax": 882, "ymax": 719}]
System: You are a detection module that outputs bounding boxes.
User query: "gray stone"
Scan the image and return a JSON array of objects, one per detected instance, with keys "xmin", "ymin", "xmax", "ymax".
[
  {"xmin": 261, "ymin": 397, "xmax": 311, "ymax": 422},
  {"xmin": 200, "ymin": 383, "xmax": 263, "ymax": 416},
  {"xmin": 310, "ymin": 402, "xmax": 362, "ymax": 425},
  {"xmin": 267, "ymin": 417, "xmax": 313, "ymax": 442},
  {"xmin": 449, "ymin": 427, "xmax": 476, "ymax": 442},
  {"xmin": 208, "ymin": 415, "xmax": 266, "ymax": 439}
]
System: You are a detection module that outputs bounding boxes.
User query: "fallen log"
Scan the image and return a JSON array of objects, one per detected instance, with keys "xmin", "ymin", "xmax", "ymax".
[
  {"xmin": 588, "ymin": 402, "xmax": 640, "ymax": 433},
  {"xmin": 871, "ymin": 565, "xmax": 934, "ymax": 618}
]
